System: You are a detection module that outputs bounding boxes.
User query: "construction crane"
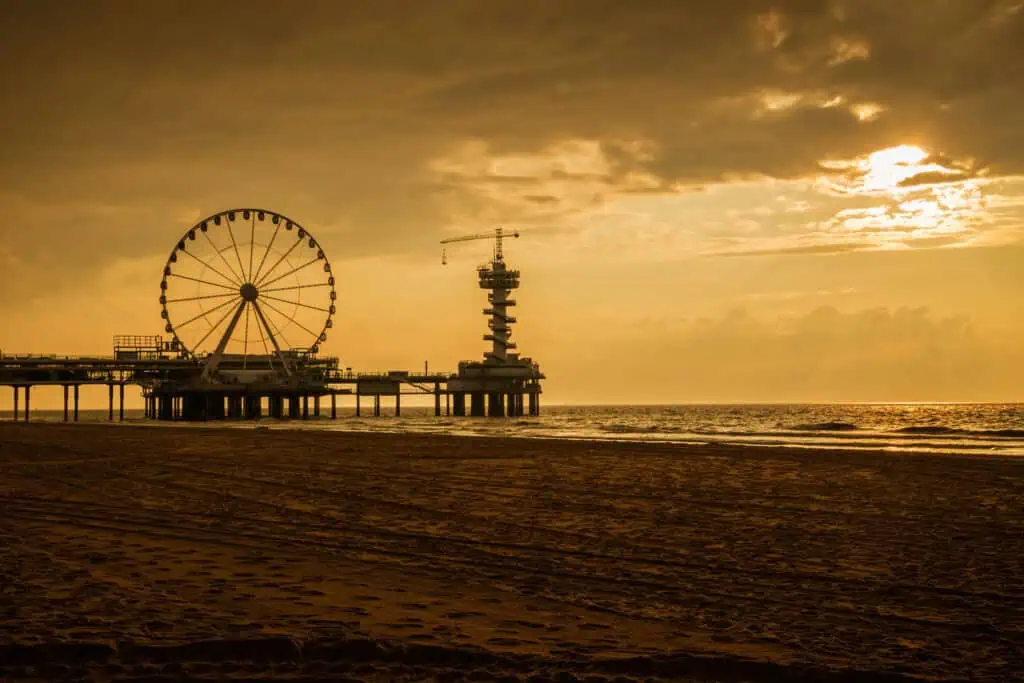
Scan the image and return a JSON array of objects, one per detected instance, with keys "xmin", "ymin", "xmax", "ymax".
[{"xmin": 440, "ymin": 226, "xmax": 519, "ymax": 265}]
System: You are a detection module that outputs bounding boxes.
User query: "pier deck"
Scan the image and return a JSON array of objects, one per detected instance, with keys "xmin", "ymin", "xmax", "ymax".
[{"xmin": 0, "ymin": 355, "xmax": 540, "ymax": 421}]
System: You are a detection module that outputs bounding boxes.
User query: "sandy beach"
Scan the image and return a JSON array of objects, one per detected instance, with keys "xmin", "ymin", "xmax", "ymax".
[{"xmin": 0, "ymin": 423, "xmax": 1020, "ymax": 682}]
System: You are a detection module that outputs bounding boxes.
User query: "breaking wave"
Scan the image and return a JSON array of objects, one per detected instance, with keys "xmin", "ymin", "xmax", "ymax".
[{"xmin": 789, "ymin": 422, "xmax": 860, "ymax": 432}]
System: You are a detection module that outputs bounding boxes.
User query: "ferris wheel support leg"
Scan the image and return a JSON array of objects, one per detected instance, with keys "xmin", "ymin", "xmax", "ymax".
[
  {"xmin": 201, "ymin": 300, "xmax": 248, "ymax": 382},
  {"xmin": 251, "ymin": 301, "xmax": 293, "ymax": 378}
]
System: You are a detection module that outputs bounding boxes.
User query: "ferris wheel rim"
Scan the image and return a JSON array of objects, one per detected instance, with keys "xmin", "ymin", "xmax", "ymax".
[{"xmin": 158, "ymin": 208, "xmax": 336, "ymax": 363}]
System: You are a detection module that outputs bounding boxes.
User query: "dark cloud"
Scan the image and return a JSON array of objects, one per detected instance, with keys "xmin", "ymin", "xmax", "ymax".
[{"xmin": 897, "ymin": 170, "xmax": 977, "ymax": 188}]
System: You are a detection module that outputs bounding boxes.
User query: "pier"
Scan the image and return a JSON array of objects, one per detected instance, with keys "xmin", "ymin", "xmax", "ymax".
[
  {"xmin": 2, "ymin": 209, "xmax": 543, "ymax": 422},
  {"xmin": 0, "ymin": 350, "xmax": 542, "ymax": 422}
]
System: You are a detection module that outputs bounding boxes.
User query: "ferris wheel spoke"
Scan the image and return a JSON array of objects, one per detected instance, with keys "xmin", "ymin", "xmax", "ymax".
[
  {"xmin": 178, "ymin": 249, "xmax": 240, "ymax": 288},
  {"xmin": 260, "ymin": 297, "xmax": 320, "ymax": 341},
  {"xmin": 173, "ymin": 295, "xmax": 240, "ymax": 331},
  {"xmin": 255, "ymin": 235, "xmax": 303, "ymax": 288},
  {"xmin": 252, "ymin": 219, "xmax": 282, "ymax": 285},
  {"xmin": 260, "ymin": 282, "xmax": 331, "ymax": 294},
  {"xmin": 260, "ymin": 294, "xmax": 331, "ymax": 313},
  {"xmin": 225, "ymin": 219, "xmax": 248, "ymax": 284},
  {"xmin": 164, "ymin": 292, "xmax": 238, "ymax": 304},
  {"xmin": 247, "ymin": 214, "xmax": 256, "ymax": 282},
  {"xmin": 167, "ymin": 273, "xmax": 239, "ymax": 292},
  {"xmin": 258, "ymin": 257, "xmax": 320, "ymax": 289},
  {"xmin": 201, "ymin": 230, "xmax": 245, "ymax": 284},
  {"xmin": 193, "ymin": 299, "xmax": 246, "ymax": 351}
]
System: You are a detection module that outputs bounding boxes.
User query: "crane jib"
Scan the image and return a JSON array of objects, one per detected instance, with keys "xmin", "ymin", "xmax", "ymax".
[{"xmin": 439, "ymin": 228, "xmax": 520, "ymax": 263}]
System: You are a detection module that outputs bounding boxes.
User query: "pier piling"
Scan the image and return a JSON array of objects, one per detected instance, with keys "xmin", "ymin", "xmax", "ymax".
[{"xmin": 470, "ymin": 392, "xmax": 484, "ymax": 417}]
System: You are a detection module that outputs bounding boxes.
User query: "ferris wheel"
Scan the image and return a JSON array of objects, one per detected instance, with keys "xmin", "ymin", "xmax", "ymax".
[{"xmin": 159, "ymin": 209, "xmax": 335, "ymax": 376}]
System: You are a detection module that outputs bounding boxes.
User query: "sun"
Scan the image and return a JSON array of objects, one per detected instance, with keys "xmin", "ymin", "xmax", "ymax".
[{"xmin": 861, "ymin": 145, "xmax": 929, "ymax": 192}]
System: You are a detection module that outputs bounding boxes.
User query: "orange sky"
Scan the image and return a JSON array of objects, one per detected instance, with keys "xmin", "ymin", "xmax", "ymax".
[{"xmin": 2, "ymin": 1, "xmax": 1023, "ymax": 407}]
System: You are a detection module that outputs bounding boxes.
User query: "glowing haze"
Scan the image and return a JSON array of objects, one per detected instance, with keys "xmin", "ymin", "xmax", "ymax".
[{"xmin": 2, "ymin": 0, "xmax": 1023, "ymax": 406}]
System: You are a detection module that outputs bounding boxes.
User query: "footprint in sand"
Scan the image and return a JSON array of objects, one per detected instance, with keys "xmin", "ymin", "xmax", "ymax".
[
  {"xmin": 343, "ymin": 607, "xmax": 370, "ymax": 616},
  {"xmin": 578, "ymin": 623, "xmax": 611, "ymax": 631},
  {"xmin": 443, "ymin": 611, "xmax": 485, "ymax": 619},
  {"xmin": 408, "ymin": 633, "xmax": 436, "ymax": 640},
  {"xmin": 500, "ymin": 619, "xmax": 545, "ymax": 630},
  {"xmin": 487, "ymin": 637, "xmax": 524, "ymax": 646}
]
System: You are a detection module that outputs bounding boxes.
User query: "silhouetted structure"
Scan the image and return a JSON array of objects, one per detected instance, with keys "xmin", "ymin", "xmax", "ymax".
[{"xmin": 1, "ymin": 210, "xmax": 543, "ymax": 421}]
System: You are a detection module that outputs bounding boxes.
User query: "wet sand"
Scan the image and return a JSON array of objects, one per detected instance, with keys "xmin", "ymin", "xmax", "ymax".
[{"xmin": 0, "ymin": 423, "xmax": 1021, "ymax": 682}]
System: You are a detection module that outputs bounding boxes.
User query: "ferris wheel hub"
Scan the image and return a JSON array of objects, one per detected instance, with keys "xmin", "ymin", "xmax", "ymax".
[{"xmin": 239, "ymin": 283, "xmax": 259, "ymax": 302}]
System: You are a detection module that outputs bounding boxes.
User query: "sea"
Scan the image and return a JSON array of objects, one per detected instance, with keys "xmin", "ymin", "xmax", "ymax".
[{"xmin": 17, "ymin": 403, "xmax": 1024, "ymax": 456}]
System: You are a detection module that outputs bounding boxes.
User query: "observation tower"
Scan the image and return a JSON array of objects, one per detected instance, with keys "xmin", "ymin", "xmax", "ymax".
[{"xmin": 440, "ymin": 227, "xmax": 544, "ymax": 416}]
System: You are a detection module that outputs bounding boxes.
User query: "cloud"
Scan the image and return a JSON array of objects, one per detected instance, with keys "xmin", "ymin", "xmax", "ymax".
[
  {"xmin": 718, "ymin": 242, "xmax": 871, "ymax": 257},
  {"xmin": 1, "ymin": 0, "xmax": 1024, "ymax": 311}
]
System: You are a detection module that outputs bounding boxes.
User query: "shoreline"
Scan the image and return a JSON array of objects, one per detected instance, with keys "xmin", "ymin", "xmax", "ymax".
[
  {"xmin": 2, "ymin": 423, "xmax": 1021, "ymax": 681},
  {"xmin": 6, "ymin": 417, "xmax": 1024, "ymax": 463}
]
